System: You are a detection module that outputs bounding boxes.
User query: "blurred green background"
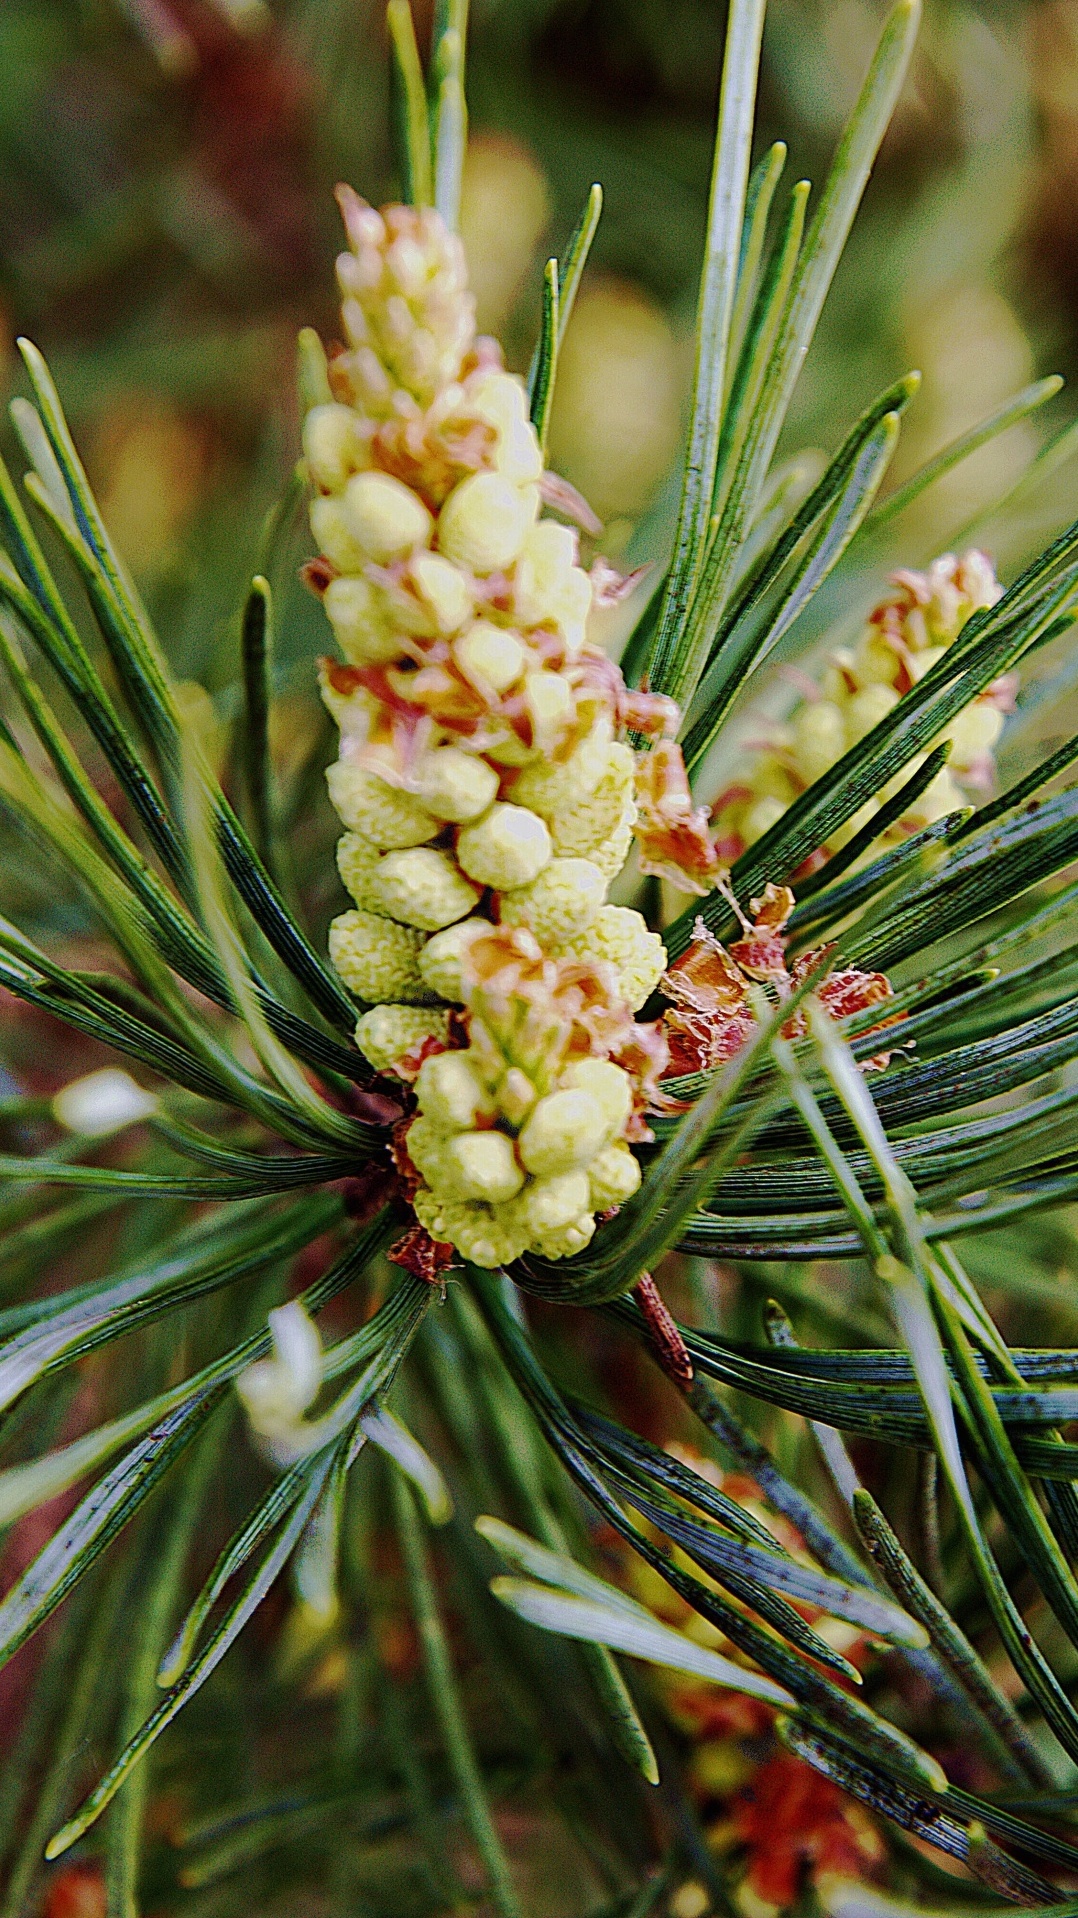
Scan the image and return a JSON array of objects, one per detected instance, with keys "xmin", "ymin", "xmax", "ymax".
[
  {"xmin": 4, "ymin": 0, "xmax": 1078, "ymax": 712},
  {"xmin": 6, "ymin": 20, "xmax": 1078, "ymax": 1908}
]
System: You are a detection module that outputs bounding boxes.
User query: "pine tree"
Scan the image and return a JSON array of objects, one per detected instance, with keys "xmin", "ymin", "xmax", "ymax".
[{"xmin": 3, "ymin": 4, "xmax": 1078, "ymax": 1913}]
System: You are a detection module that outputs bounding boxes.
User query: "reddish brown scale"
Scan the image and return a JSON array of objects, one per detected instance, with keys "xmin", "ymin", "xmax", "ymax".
[
  {"xmin": 590, "ymin": 555, "xmax": 651, "ymax": 608},
  {"xmin": 389, "ymin": 1118, "xmax": 423, "ymax": 1200},
  {"xmin": 326, "ymin": 344, "xmax": 354, "ymax": 406},
  {"xmin": 537, "ymin": 471, "xmax": 603, "ymax": 536},
  {"xmin": 634, "ymin": 738, "xmax": 726, "ymax": 894},
  {"xmin": 323, "ymin": 658, "xmax": 364, "ymax": 697},
  {"xmin": 659, "ymin": 884, "xmax": 908, "ymax": 1091},
  {"xmin": 301, "ymin": 557, "xmax": 337, "ymax": 596},
  {"xmin": 619, "ymin": 686, "xmax": 679, "ymax": 739},
  {"xmin": 393, "ymin": 1032, "xmax": 454, "ymax": 1084},
  {"xmin": 388, "ymin": 1225, "xmax": 457, "ymax": 1286},
  {"xmin": 634, "ymin": 1273, "xmax": 693, "ymax": 1385}
]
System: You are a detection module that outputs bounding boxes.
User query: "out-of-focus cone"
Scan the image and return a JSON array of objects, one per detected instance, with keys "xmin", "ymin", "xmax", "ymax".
[
  {"xmin": 459, "ymin": 133, "xmax": 550, "ymax": 336},
  {"xmin": 898, "ymin": 281, "xmax": 1034, "ymax": 534},
  {"xmin": 44, "ymin": 1867, "xmax": 106, "ymax": 1918},
  {"xmin": 546, "ymin": 275, "xmax": 684, "ymax": 543},
  {"xmin": 88, "ymin": 393, "xmax": 215, "ymax": 583}
]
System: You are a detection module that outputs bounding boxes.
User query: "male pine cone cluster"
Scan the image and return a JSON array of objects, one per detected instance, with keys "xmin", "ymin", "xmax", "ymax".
[
  {"xmin": 302, "ymin": 198, "xmax": 1016, "ymax": 1270},
  {"xmin": 712, "ymin": 550, "xmax": 1013, "ymax": 863},
  {"xmin": 303, "ymin": 191, "xmax": 669, "ymax": 1267}
]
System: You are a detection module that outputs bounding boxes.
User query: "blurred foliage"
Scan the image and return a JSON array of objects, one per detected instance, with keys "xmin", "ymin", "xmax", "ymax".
[{"xmin": 7, "ymin": 0, "xmax": 1078, "ymax": 681}]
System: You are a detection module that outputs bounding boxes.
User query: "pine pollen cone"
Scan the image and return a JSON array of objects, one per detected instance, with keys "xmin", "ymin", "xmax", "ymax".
[{"xmin": 304, "ymin": 193, "xmax": 907, "ymax": 1271}]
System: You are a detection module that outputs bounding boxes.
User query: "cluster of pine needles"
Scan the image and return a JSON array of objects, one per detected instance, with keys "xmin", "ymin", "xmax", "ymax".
[{"xmin": 5, "ymin": 1, "xmax": 1078, "ymax": 1913}]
